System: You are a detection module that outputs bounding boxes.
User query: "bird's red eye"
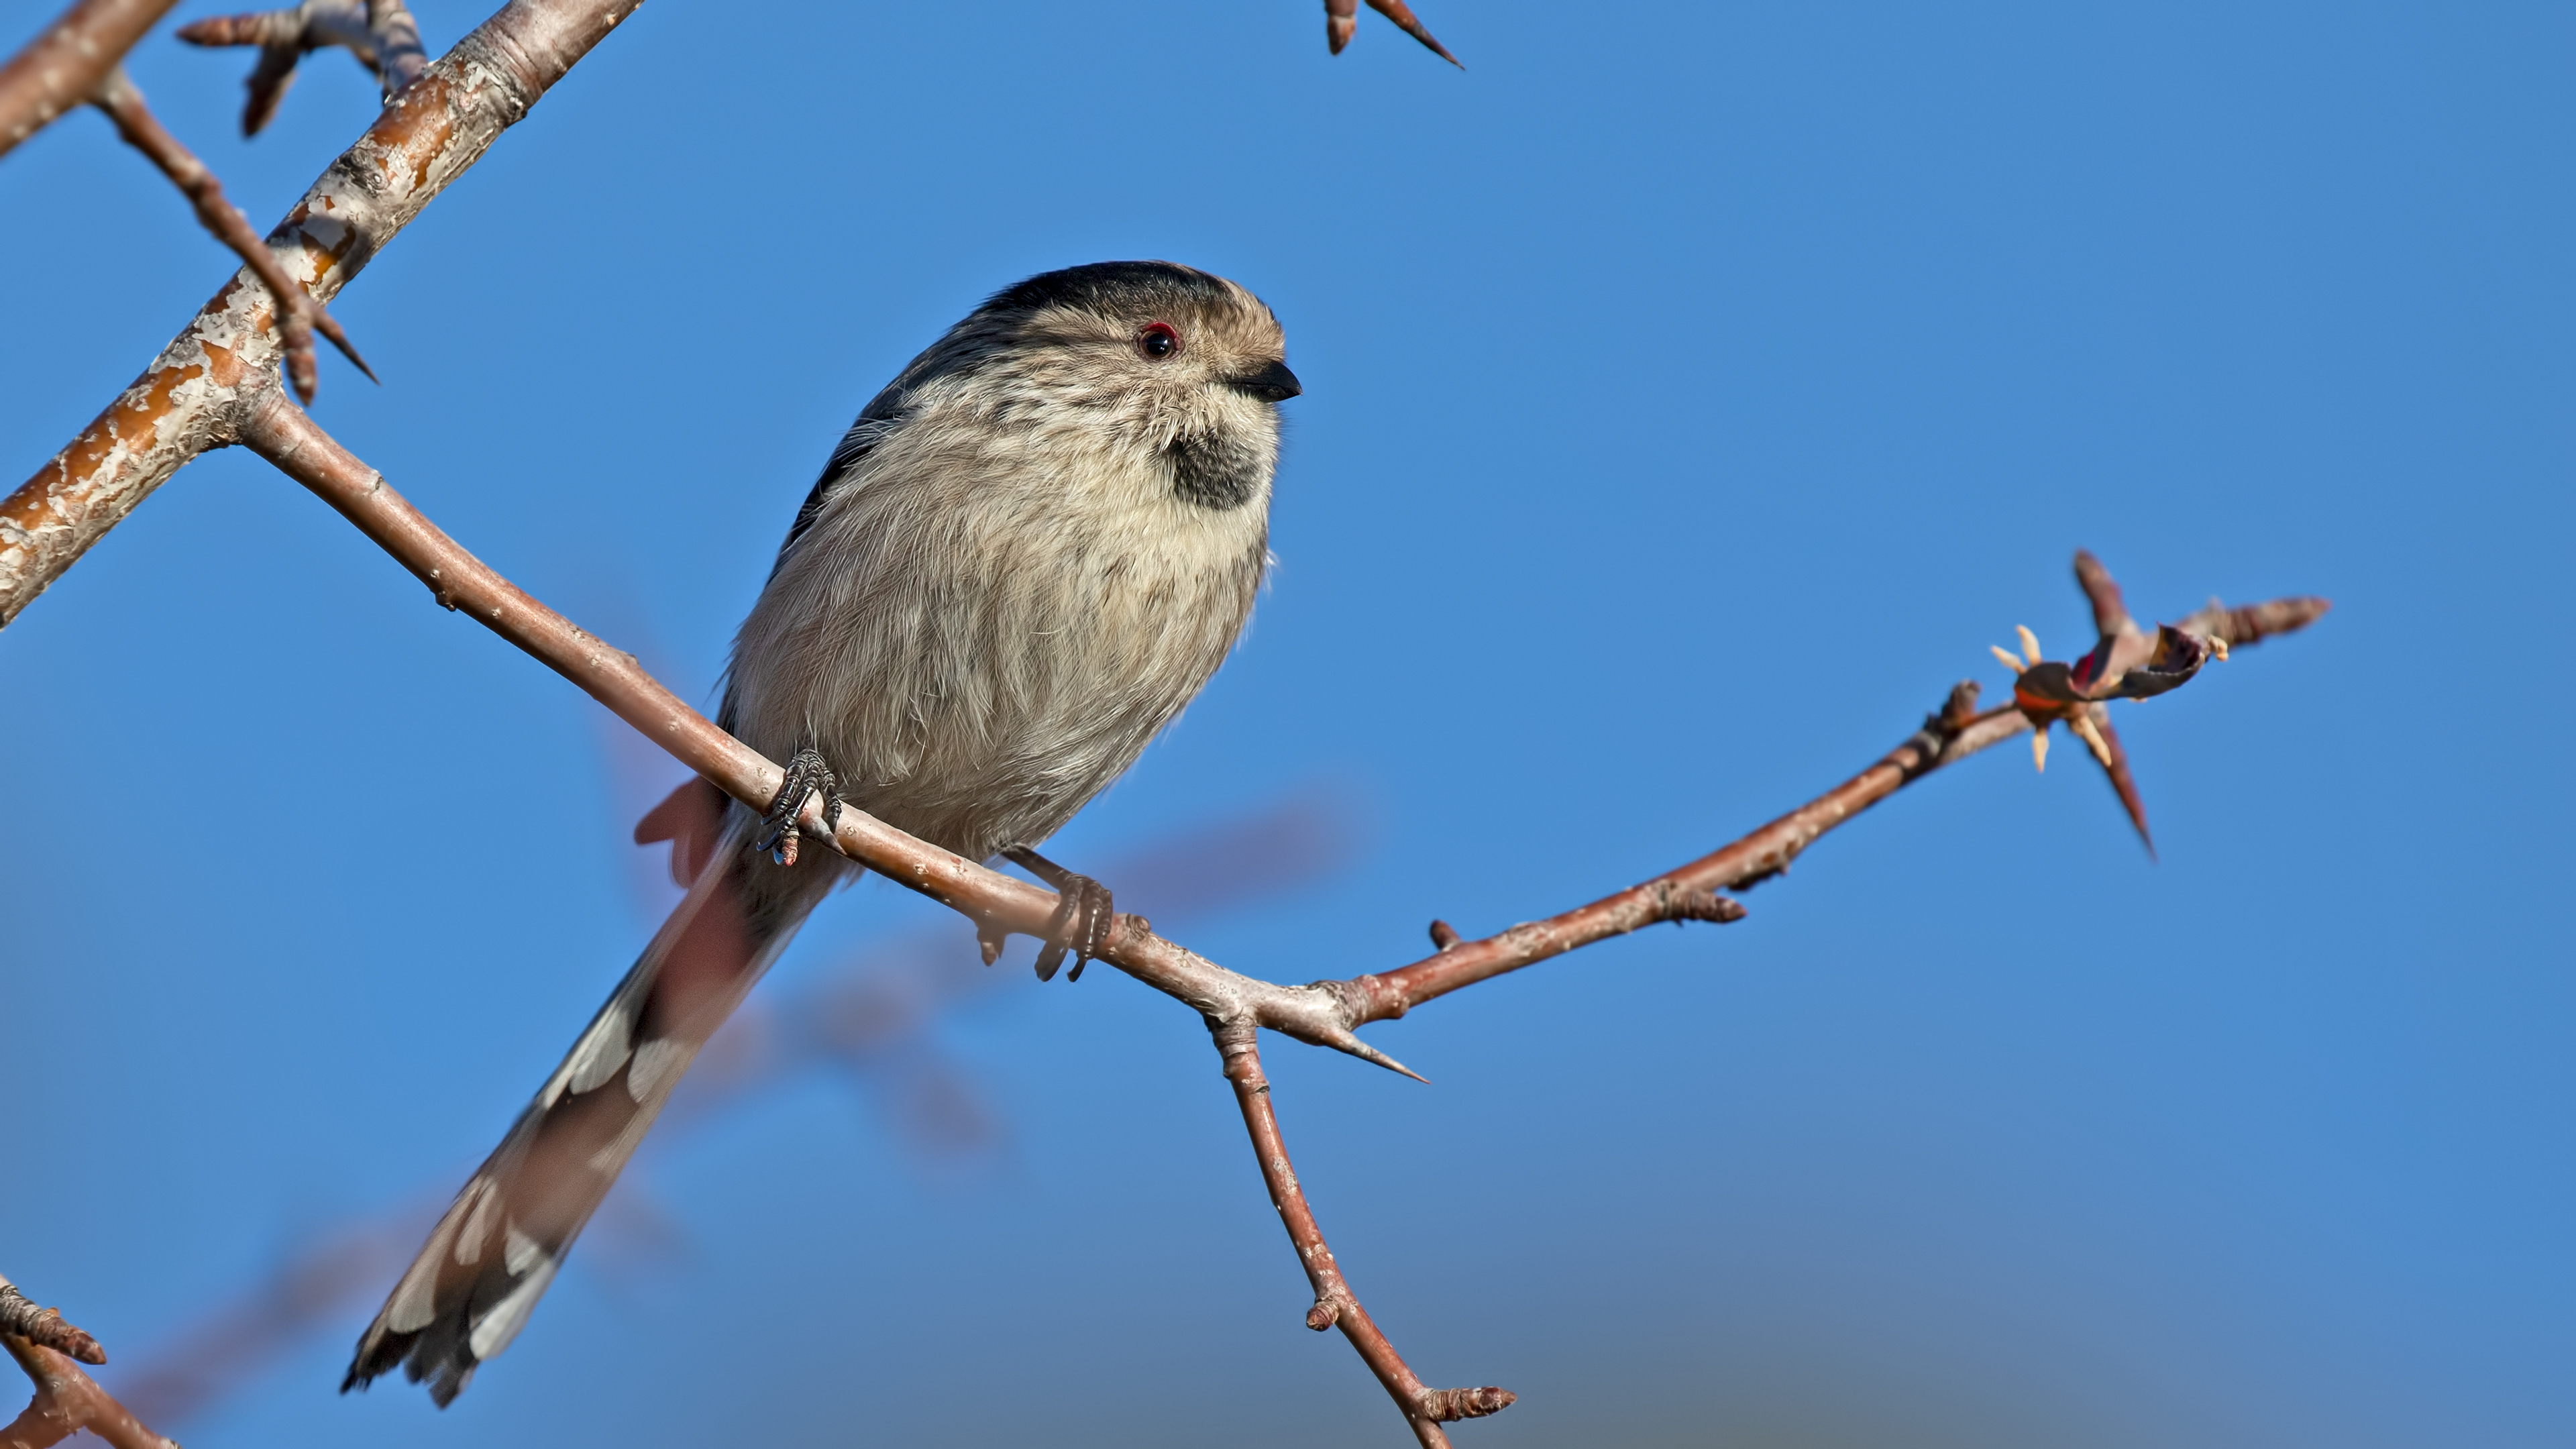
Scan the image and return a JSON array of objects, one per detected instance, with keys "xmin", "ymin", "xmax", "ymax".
[{"xmin": 1138, "ymin": 322, "xmax": 1181, "ymax": 360}]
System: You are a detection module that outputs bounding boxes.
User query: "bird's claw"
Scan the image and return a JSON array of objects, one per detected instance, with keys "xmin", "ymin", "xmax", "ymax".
[
  {"xmin": 757, "ymin": 747, "xmax": 843, "ymax": 867},
  {"xmin": 1002, "ymin": 847, "xmax": 1116, "ymax": 983}
]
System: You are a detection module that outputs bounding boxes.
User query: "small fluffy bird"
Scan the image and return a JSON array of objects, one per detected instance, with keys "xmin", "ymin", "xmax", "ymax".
[{"xmin": 345, "ymin": 262, "xmax": 1300, "ymax": 1403}]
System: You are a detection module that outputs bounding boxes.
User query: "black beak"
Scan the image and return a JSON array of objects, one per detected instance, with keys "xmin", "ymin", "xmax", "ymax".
[{"xmin": 1227, "ymin": 360, "xmax": 1301, "ymax": 402}]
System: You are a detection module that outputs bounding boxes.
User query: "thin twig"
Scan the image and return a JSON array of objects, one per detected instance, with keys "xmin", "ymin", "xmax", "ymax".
[
  {"xmin": 1338, "ymin": 570, "xmax": 2325, "ymax": 1022},
  {"xmin": 0, "ymin": 1274, "xmax": 176, "ymax": 1449},
  {"xmin": 0, "ymin": 0, "xmax": 178, "ymax": 160},
  {"xmin": 2, "ymin": 1338, "xmax": 178, "ymax": 1449},
  {"xmin": 176, "ymin": 0, "xmax": 425, "ymax": 136},
  {"xmin": 0, "ymin": 0, "xmax": 644, "ymax": 630},
  {"xmin": 1340, "ymin": 686, "xmax": 2022, "ymax": 1022},
  {"xmin": 231, "ymin": 384, "xmax": 2325, "ymax": 1440},
  {"xmin": 1216, "ymin": 1022, "xmax": 1513, "ymax": 1448},
  {"xmin": 0, "ymin": 1281, "xmax": 102, "ymax": 1368},
  {"xmin": 87, "ymin": 66, "xmax": 373, "ymax": 403}
]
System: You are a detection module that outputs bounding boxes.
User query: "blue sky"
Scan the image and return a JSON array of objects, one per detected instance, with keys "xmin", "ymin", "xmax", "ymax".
[{"xmin": 1, "ymin": 1, "xmax": 2569, "ymax": 1444}]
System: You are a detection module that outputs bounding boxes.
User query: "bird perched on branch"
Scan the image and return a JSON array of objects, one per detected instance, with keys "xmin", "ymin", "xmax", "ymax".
[{"xmin": 345, "ymin": 262, "xmax": 1301, "ymax": 1403}]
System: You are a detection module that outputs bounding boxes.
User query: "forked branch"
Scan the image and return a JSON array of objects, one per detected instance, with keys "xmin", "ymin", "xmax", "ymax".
[
  {"xmin": 232, "ymin": 382, "xmax": 2325, "ymax": 1440},
  {"xmin": 0, "ymin": 1, "xmax": 374, "ymax": 403},
  {"xmin": 0, "ymin": 0, "xmax": 643, "ymax": 630},
  {"xmin": 1339, "ymin": 574, "xmax": 2325, "ymax": 1024},
  {"xmin": 1, "ymin": 1273, "xmax": 177, "ymax": 1449},
  {"xmin": 4, "ymin": 0, "xmax": 2324, "ymax": 1439},
  {"xmin": 89, "ymin": 65, "xmax": 372, "ymax": 402},
  {"xmin": 177, "ymin": 0, "xmax": 427, "ymax": 137},
  {"xmin": 1217, "ymin": 1022, "xmax": 1512, "ymax": 1448}
]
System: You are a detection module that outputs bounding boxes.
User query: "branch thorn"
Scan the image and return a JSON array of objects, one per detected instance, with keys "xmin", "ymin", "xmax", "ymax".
[{"xmin": 1323, "ymin": 1028, "xmax": 1428, "ymax": 1083}]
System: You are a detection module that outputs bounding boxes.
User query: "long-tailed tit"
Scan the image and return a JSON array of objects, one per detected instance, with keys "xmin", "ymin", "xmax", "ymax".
[{"xmin": 345, "ymin": 262, "xmax": 1300, "ymax": 1403}]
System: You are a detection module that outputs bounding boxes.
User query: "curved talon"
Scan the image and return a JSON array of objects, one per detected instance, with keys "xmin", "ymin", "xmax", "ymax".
[
  {"xmin": 757, "ymin": 746, "xmax": 843, "ymax": 867},
  {"xmin": 1004, "ymin": 847, "xmax": 1115, "ymax": 983}
]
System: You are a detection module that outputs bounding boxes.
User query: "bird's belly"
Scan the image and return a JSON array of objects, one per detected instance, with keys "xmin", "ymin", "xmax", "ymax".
[{"xmin": 754, "ymin": 524, "xmax": 1260, "ymax": 863}]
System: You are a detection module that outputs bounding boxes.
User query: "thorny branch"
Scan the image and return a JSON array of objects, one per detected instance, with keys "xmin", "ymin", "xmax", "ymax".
[
  {"xmin": 0, "ymin": 3, "xmax": 372, "ymax": 404},
  {"xmin": 1326, "ymin": 0, "xmax": 1462, "ymax": 66},
  {"xmin": 233, "ymin": 382, "xmax": 2326, "ymax": 1440},
  {"xmin": 4, "ymin": 0, "xmax": 2324, "ymax": 1437},
  {"xmin": 0, "ymin": 0, "xmax": 178, "ymax": 158},
  {"xmin": 176, "ymin": 0, "xmax": 425, "ymax": 138},
  {"xmin": 0, "ymin": 1273, "xmax": 177, "ymax": 1449},
  {"xmin": 0, "ymin": 0, "xmax": 1451, "ymax": 624},
  {"xmin": 88, "ymin": 66, "xmax": 372, "ymax": 403},
  {"xmin": 0, "ymin": 0, "xmax": 643, "ymax": 629},
  {"xmin": 0, "ymin": 1283, "xmax": 101, "ymax": 1368},
  {"xmin": 1218, "ymin": 1022, "xmax": 1511, "ymax": 1448}
]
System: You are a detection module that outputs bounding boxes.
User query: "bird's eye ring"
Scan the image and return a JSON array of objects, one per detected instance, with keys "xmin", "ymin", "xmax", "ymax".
[{"xmin": 1137, "ymin": 322, "xmax": 1181, "ymax": 360}]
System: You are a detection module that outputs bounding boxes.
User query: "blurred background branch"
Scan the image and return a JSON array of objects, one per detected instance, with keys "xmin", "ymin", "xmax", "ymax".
[
  {"xmin": 176, "ymin": 0, "xmax": 426, "ymax": 138},
  {"xmin": 1, "ymin": 1273, "xmax": 176, "ymax": 1449},
  {"xmin": 109, "ymin": 790, "xmax": 1360, "ymax": 1430},
  {"xmin": 1, "ymin": 0, "xmax": 2471, "ymax": 1441},
  {"xmin": 0, "ymin": 0, "xmax": 178, "ymax": 158}
]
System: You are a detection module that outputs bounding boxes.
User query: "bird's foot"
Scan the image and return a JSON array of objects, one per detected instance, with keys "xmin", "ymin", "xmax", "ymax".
[
  {"xmin": 1002, "ymin": 847, "xmax": 1115, "ymax": 983},
  {"xmin": 757, "ymin": 747, "xmax": 845, "ymax": 867}
]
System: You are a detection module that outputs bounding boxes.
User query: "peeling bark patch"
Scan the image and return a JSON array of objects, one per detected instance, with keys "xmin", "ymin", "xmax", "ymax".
[
  {"xmin": 2, "ymin": 0, "xmax": 645, "ymax": 629},
  {"xmin": 363, "ymin": 71, "xmax": 456, "ymax": 193},
  {"xmin": 0, "ymin": 474, "xmax": 58, "ymax": 536},
  {"xmin": 201, "ymin": 342, "xmax": 244, "ymax": 388},
  {"xmin": 295, "ymin": 209, "xmax": 360, "ymax": 286},
  {"xmin": 128, "ymin": 362, "xmax": 207, "ymax": 431}
]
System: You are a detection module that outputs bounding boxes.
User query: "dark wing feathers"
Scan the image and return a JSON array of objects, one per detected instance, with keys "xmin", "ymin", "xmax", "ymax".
[{"xmin": 771, "ymin": 406, "xmax": 900, "ymax": 578}]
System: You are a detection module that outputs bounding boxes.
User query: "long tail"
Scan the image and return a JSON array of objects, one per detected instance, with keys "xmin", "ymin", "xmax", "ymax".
[{"xmin": 345, "ymin": 784, "xmax": 831, "ymax": 1404}]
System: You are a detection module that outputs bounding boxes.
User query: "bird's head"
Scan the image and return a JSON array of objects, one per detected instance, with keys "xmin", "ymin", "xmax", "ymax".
[{"xmin": 896, "ymin": 261, "xmax": 1299, "ymax": 511}]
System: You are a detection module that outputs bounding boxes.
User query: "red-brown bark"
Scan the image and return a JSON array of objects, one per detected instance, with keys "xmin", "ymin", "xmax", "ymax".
[
  {"xmin": 0, "ymin": 0, "xmax": 178, "ymax": 159},
  {"xmin": 0, "ymin": 0, "xmax": 644, "ymax": 629},
  {"xmin": 1325, "ymin": 0, "xmax": 1462, "ymax": 64},
  {"xmin": 2, "ymin": 3, "xmax": 2337, "ymax": 1436},
  {"xmin": 233, "ymin": 384, "xmax": 2325, "ymax": 1440},
  {"xmin": 0, "ymin": 1276, "xmax": 177, "ymax": 1449},
  {"xmin": 88, "ymin": 65, "xmax": 372, "ymax": 402},
  {"xmin": 1216, "ymin": 1022, "xmax": 1513, "ymax": 1448}
]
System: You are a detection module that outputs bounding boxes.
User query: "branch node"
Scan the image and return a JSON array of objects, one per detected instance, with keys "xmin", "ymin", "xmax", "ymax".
[
  {"xmin": 1654, "ymin": 881, "xmax": 1745, "ymax": 926},
  {"xmin": 1426, "ymin": 919, "xmax": 1461, "ymax": 951},
  {"xmin": 1211, "ymin": 1016, "xmax": 1260, "ymax": 1069},
  {"xmin": 1419, "ymin": 1385, "xmax": 1517, "ymax": 1421},
  {"xmin": 1935, "ymin": 679, "xmax": 1982, "ymax": 732},
  {"xmin": 180, "ymin": 0, "xmax": 431, "ymax": 136},
  {"xmin": 1305, "ymin": 1294, "xmax": 1346, "ymax": 1331},
  {"xmin": 0, "ymin": 1283, "xmax": 103, "ymax": 1366}
]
